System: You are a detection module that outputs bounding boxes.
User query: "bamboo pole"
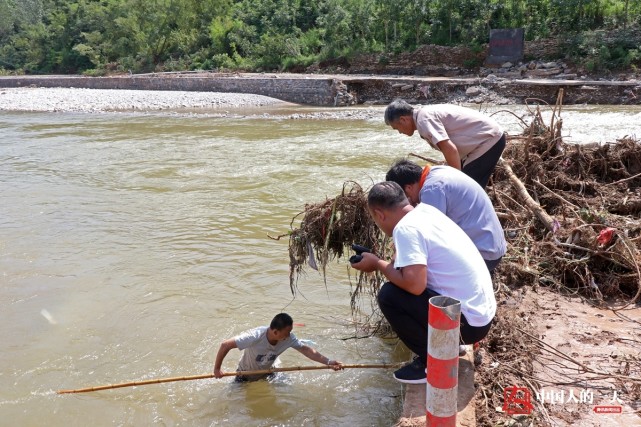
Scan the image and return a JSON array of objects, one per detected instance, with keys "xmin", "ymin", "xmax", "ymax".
[
  {"xmin": 408, "ymin": 152, "xmax": 444, "ymax": 165},
  {"xmin": 57, "ymin": 363, "xmax": 402, "ymax": 394}
]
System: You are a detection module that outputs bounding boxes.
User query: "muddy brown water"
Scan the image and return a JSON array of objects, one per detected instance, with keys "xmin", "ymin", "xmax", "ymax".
[{"xmin": 1, "ymin": 104, "xmax": 640, "ymax": 426}]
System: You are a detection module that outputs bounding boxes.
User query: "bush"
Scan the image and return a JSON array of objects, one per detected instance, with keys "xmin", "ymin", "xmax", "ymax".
[
  {"xmin": 116, "ymin": 56, "xmax": 137, "ymax": 73},
  {"xmin": 210, "ymin": 53, "xmax": 237, "ymax": 70},
  {"xmin": 255, "ymin": 33, "xmax": 301, "ymax": 70},
  {"xmin": 463, "ymin": 57, "xmax": 481, "ymax": 69},
  {"xmin": 81, "ymin": 68, "xmax": 107, "ymax": 77},
  {"xmin": 282, "ymin": 54, "xmax": 316, "ymax": 72},
  {"xmin": 564, "ymin": 28, "xmax": 641, "ymax": 72},
  {"xmin": 298, "ymin": 29, "xmax": 324, "ymax": 56},
  {"xmin": 157, "ymin": 56, "xmax": 192, "ymax": 72},
  {"xmin": 0, "ymin": 67, "xmax": 19, "ymax": 76}
]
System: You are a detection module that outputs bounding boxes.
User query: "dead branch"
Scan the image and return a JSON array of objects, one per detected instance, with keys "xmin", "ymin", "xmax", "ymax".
[{"xmin": 498, "ymin": 158, "xmax": 557, "ymax": 233}]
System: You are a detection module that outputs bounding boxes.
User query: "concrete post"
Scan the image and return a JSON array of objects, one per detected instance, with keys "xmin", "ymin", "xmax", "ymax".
[{"xmin": 426, "ymin": 296, "xmax": 461, "ymax": 426}]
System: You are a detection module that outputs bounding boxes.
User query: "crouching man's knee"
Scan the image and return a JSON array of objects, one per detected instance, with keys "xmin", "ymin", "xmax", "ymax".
[{"xmin": 377, "ymin": 281, "xmax": 398, "ymax": 308}]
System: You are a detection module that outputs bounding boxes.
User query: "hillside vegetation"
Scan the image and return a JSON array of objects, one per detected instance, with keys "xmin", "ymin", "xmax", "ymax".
[{"xmin": 1, "ymin": 0, "xmax": 640, "ymax": 75}]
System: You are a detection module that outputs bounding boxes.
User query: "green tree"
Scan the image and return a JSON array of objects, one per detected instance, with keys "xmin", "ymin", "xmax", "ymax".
[{"xmin": 1, "ymin": 0, "xmax": 641, "ymax": 74}]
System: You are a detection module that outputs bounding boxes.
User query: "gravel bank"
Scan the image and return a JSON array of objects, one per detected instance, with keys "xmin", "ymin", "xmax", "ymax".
[
  {"xmin": 0, "ymin": 87, "xmax": 288, "ymax": 113},
  {"xmin": 0, "ymin": 86, "xmax": 385, "ymax": 120}
]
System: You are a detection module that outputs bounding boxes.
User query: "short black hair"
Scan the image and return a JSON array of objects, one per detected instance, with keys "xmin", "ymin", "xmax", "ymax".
[
  {"xmin": 384, "ymin": 99, "xmax": 414, "ymax": 125},
  {"xmin": 270, "ymin": 313, "xmax": 293, "ymax": 330},
  {"xmin": 386, "ymin": 159, "xmax": 422, "ymax": 189},
  {"xmin": 368, "ymin": 181, "xmax": 410, "ymax": 210}
]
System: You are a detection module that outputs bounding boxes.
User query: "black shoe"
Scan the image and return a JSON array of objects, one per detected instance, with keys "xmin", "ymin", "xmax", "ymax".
[{"xmin": 393, "ymin": 358, "xmax": 426, "ymax": 384}]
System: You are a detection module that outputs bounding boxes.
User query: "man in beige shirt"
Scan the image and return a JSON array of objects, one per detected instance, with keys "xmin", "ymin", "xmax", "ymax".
[{"xmin": 384, "ymin": 99, "xmax": 506, "ymax": 189}]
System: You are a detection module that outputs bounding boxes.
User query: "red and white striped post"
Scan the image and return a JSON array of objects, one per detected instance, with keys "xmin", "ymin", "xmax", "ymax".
[{"xmin": 426, "ymin": 296, "xmax": 461, "ymax": 426}]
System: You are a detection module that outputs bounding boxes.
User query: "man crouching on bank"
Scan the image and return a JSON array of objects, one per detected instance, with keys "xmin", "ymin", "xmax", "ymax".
[{"xmin": 350, "ymin": 181, "xmax": 496, "ymax": 384}]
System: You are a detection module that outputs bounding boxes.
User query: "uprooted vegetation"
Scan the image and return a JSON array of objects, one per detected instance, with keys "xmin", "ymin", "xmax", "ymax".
[
  {"xmin": 478, "ymin": 94, "xmax": 641, "ymax": 425},
  {"xmin": 277, "ymin": 92, "xmax": 641, "ymax": 425},
  {"xmin": 279, "ymin": 181, "xmax": 391, "ymax": 335},
  {"xmin": 492, "ymin": 98, "xmax": 641, "ymax": 304}
]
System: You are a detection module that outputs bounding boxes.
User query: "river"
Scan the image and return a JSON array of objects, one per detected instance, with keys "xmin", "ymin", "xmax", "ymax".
[{"xmin": 1, "ymin": 103, "xmax": 640, "ymax": 427}]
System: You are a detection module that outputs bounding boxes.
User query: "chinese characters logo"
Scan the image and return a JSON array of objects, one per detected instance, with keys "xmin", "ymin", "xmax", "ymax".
[{"xmin": 503, "ymin": 386, "xmax": 534, "ymax": 415}]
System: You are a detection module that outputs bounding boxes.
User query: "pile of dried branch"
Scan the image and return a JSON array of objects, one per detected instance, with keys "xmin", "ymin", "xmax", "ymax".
[
  {"xmin": 278, "ymin": 181, "xmax": 391, "ymax": 331},
  {"xmin": 283, "ymin": 99, "xmax": 640, "ymax": 312},
  {"xmin": 492, "ymin": 93, "xmax": 641, "ymax": 306},
  {"xmin": 285, "ymin": 181, "xmax": 378, "ymax": 287},
  {"xmin": 477, "ymin": 92, "xmax": 641, "ymax": 425}
]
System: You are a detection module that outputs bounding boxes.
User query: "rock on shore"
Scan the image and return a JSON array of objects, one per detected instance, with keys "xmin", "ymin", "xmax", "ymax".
[{"xmin": 0, "ymin": 87, "xmax": 287, "ymax": 113}]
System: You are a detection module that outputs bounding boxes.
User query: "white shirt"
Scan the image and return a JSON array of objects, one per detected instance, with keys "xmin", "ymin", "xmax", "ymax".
[{"xmin": 393, "ymin": 204, "xmax": 496, "ymax": 326}]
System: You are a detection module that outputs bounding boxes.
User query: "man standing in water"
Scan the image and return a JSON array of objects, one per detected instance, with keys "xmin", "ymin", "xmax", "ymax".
[
  {"xmin": 384, "ymin": 99, "xmax": 506, "ymax": 189},
  {"xmin": 214, "ymin": 313, "xmax": 343, "ymax": 381},
  {"xmin": 351, "ymin": 182, "xmax": 496, "ymax": 383}
]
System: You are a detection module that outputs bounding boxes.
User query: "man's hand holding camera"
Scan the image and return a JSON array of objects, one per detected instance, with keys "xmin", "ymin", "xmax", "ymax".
[
  {"xmin": 350, "ymin": 251, "xmax": 381, "ymax": 273},
  {"xmin": 349, "ymin": 244, "xmax": 381, "ymax": 273}
]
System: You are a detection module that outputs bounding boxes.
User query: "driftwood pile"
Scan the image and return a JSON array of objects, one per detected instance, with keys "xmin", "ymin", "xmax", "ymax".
[
  {"xmin": 492, "ymin": 96, "xmax": 641, "ymax": 306},
  {"xmin": 476, "ymin": 94, "xmax": 641, "ymax": 425}
]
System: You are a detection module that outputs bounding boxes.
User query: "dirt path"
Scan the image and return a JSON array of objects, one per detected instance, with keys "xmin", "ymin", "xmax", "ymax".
[
  {"xmin": 526, "ymin": 287, "xmax": 639, "ymax": 425},
  {"xmin": 480, "ymin": 286, "xmax": 641, "ymax": 426}
]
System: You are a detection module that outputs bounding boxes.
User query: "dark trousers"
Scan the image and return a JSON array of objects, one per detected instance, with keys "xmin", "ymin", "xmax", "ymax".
[
  {"xmin": 484, "ymin": 256, "xmax": 502, "ymax": 274},
  {"xmin": 377, "ymin": 282, "xmax": 493, "ymax": 365},
  {"xmin": 462, "ymin": 134, "xmax": 507, "ymax": 189}
]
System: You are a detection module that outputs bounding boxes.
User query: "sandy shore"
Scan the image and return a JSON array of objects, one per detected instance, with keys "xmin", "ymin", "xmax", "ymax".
[{"xmin": 0, "ymin": 87, "xmax": 288, "ymax": 113}]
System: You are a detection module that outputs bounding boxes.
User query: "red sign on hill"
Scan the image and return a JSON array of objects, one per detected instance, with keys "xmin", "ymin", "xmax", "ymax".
[{"xmin": 486, "ymin": 29, "xmax": 525, "ymax": 65}]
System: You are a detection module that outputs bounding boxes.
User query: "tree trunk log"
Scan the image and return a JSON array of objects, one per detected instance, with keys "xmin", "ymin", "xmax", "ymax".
[{"xmin": 498, "ymin": 158, "xmax": 557, "ymax": 233}]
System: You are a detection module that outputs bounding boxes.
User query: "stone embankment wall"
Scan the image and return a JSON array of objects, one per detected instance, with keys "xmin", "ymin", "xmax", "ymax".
[
  {"xmin": 314, "ymin": 40, "xmax": 561, "ymax": 76},
  {"xmin": 523, "ymin": 28, "xmax": 641, "ymax": 59},
  {"xmin": 524, "ymin": 39, "xmax": 562, "ymax": 59},
  {"xmin": 0, "ymin": 74, "xmax": 342, "ymax": 106},
  {"xmin": 1, "ymin": 73, "xmax": 640, "ymax": 106}
]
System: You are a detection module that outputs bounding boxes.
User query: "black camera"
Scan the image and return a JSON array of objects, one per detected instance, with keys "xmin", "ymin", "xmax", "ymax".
[{"xmin": 349, "ymin": 244, "xmax": 371, "ymax": 264}]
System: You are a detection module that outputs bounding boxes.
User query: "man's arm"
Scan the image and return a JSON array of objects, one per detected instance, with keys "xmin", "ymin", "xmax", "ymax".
[
  {"xmin": 353, "ymin": 252, "xmax": 427, "ymax": 295},
  {"xmin": 436, "ymin": 139, "xmax": 462, "ymax": 170},
  {"xmin": 214, "ymin": 338, "xmax": 238, "ymax": 378},
  {"xmin": 296, "ymin": 345, "xmax": 343, "ymax": 370}
]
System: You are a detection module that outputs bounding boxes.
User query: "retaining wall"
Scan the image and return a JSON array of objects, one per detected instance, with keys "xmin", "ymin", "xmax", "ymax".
[
  {"xmin": 1, "ymin": 74, "xmax": 640, "ymax": 106},
  {"xmin": 0, "ymin": 74, "xmax": 339, "ymax": 106}
]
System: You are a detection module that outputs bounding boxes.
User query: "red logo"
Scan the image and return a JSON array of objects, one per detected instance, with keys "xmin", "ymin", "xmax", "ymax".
[
  {"xmin": 503, "ymin": 386, "xmax": 534, "ymax": 415},
  {"xmin": 593, "ymin": 405, "xmax": 622, "ymax": 414}
]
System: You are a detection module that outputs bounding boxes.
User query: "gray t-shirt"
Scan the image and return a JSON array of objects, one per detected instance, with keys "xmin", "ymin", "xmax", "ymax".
[
  {"xmin": 420, "ymin": 165, "xmax": 506, "ymax": 261},
  {"xmin": 235, "ymin": 326, "xmax": 303, "ymax": 378},
  {"xmin": 414, "ymin": 104, "xmax": 503, "ymax": 165}
]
